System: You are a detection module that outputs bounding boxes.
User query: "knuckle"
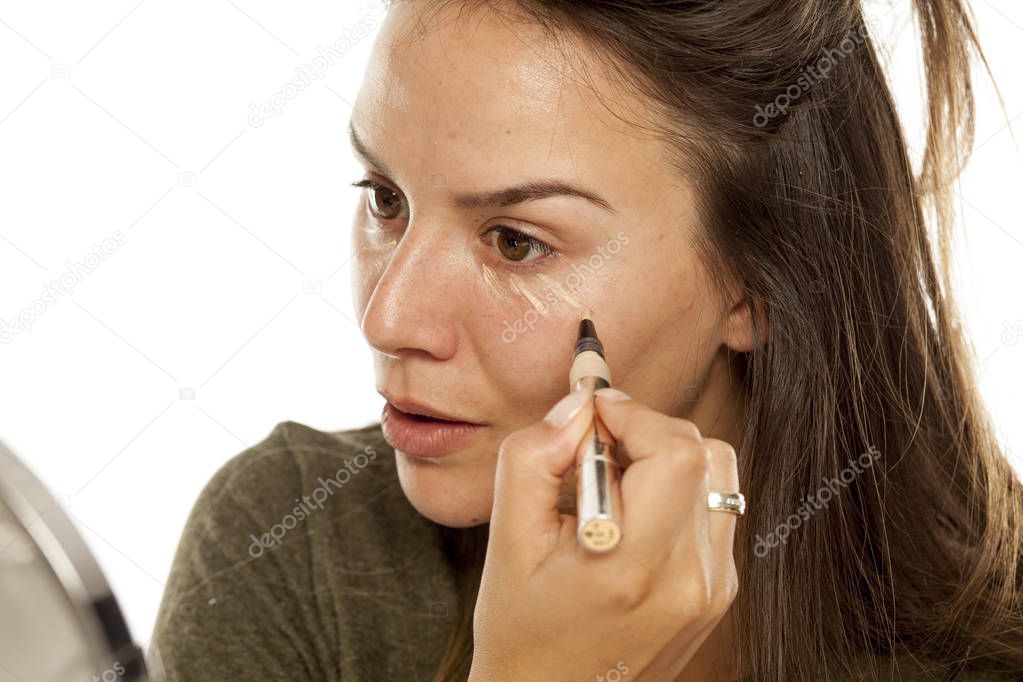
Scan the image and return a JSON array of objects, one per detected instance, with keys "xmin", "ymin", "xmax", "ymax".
[
  {"xmin": 671, "ymin": 418, "xmax": 702, "ymax": 442},
  {"xmin": 655, "ymin": 421, "xmax": 710, "ymax": 475},
  {"xmin": 660, "ymin": 448, "xmax": 709, "ymax": 481},
  {"xmin": 693, "ymin": 445, "xmax": 712, "ymax": 475},
  {"xmin": 659, "ymin": 448, "xmax": 691, "ymax": 479},
  {"xmin": 675, "ymin": 443, "xmax": 711, "ymax": 478},
  {"xmin": 664, "ymin": 428, "xmax": 691, "ymax": 451},
  {"xmin": 705, "ymin": 438, "xmax": 738, "ymax": 466},
  {"xmin": 607, "ymin": 568, "xmax": 654, "ymax": 610},
  {"xmin": 710, "ymin": 566, "xmax": 740, "ymax": 612},
  {"xmin": 688, "ymin": 569, "xmax": 713, "ymax": 606},
  {"xmin": 674, "ymin": 572, "xmax": 712, "ymax": 618}
]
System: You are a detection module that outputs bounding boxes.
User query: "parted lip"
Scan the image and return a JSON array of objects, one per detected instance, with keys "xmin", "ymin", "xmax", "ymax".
[{"xmin": 379, "ymin": 391, "xmax": 484, "ymax": 425}]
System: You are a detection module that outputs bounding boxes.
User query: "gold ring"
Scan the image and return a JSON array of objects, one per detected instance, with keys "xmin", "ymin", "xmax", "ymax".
[{"xmin": 707, "ymin": 491, "xmax": 745, "ymax": 516}]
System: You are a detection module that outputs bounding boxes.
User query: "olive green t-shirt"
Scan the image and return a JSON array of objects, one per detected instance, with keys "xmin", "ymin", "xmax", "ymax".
[
  {"xmin": 148, "ymin": 420, "xmax": 1019, "ymax": 681},
  {"xmin": 149, "ymin": 420, "xmax": 463, "ymax": 681}
]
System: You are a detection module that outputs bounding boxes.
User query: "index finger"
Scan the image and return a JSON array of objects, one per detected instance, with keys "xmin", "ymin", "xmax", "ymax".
[
  {"xmin": 592, "ymin": 388, "xmax": 709, "ymax": 564},
  {"xmin": 594, "ymin": 388, "xmax": 703, "ymax": 465}
]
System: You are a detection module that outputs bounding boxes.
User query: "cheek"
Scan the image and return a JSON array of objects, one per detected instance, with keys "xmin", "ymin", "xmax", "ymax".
[
  {"xmin": 475, "ymin": 262, "xmax": 600, "ymax": 346},
  {"xmin": 350, "ymin": 222, "xmax": 395, "ymax": 319},
  {"xmin": 599, "ymin": 265, "xmax": 720, "ymax": 411},
  {"xmin": 470, "ymin": 264, "xmax": 606, "ymax": 422}
]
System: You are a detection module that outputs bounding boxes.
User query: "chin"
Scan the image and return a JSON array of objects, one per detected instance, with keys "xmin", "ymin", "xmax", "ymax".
[{"xmin": 393, "ymin": 449, "xmax": 494, "ymax": 528}]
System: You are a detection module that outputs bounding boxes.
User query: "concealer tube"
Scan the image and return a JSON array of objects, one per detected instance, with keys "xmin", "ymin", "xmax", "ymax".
[{"xmin": 570, "ymin": 311, "xmax": 623, "ymax": 553}]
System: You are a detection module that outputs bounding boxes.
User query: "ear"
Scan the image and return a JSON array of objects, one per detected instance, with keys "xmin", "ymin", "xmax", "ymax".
[{"xmin": 723, "ymin": 293, "xmax": 768, "ymax": 353}]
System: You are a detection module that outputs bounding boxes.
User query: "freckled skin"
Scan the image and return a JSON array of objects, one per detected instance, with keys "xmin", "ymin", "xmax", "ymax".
[{"xmin": 350, "ymin": 0, "xmax": 756, "ymax": 530}]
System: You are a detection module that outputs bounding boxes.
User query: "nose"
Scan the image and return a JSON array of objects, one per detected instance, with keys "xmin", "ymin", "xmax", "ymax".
[{"xmin": 358, "ymin": 224, "xmax": 460, "ymax": 362}]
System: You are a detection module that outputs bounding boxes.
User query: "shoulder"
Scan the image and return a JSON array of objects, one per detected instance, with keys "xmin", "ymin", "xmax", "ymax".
[
  {"xmin": 193, "ymin": 420, "xmax": 390, "ymax": 513},
  {"xmin": 202, "ymin": 419, "xmax": 390, "ymax": 498},
  {"xmin": 187, "ymin": 419, "xmax": 410, "ymax": 557},
  {"xmin": 158, "ymin": 418, "xmax": 397, "ymax": 578},
  {"xmin": 151, "ymin": 420, "xmax": 444, "ymax": 680}
]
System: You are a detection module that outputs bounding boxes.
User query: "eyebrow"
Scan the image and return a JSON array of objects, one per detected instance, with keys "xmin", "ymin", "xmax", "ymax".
[{"xmin": 348, "ymin": 121, "xmax": 618, "ymax": 215}]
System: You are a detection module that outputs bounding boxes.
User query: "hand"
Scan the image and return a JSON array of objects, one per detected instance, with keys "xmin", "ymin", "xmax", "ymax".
[{"xmin": 468, "ymin": 387, "xmax": 740, "ymax": 682}]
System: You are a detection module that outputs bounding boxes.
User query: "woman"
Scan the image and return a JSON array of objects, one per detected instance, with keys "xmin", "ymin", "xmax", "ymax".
[{"xmin": 151, "ymin": 0, "xmax": 1023, "ymax": 680}]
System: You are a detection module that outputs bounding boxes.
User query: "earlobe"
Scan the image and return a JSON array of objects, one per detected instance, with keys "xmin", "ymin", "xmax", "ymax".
[{"xmin": 723, "ymin": 294, "xmax": 768, "ymax": 352}]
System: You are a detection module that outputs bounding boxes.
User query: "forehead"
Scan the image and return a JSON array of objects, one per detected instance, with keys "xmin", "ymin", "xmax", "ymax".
[{"xmin": 352, "ymin": 1, "xmax": 672, "ymax": 204}]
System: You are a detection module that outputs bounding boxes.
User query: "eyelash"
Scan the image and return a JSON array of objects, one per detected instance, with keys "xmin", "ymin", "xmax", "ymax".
[{"xmin": 349, "ymin": 178, "xmax": 558, "ymax": 270}]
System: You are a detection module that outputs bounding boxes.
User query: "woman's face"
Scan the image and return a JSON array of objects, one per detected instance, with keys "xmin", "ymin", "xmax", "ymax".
[{"xmin": 350, "ymin": 0, "xmax": 754, "ymax": 527}]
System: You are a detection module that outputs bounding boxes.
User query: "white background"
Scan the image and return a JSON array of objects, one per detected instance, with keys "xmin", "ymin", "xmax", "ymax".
[{"xmin": 1, "ymin": 0, "xmax": 1020, "ymax": 655}]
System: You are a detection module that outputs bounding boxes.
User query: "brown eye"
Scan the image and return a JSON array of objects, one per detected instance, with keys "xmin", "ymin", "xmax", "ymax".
[
  {"xmin": 350, "ymin": 179, "xmax": 405, "ymax": 220},
  {"xmin": 367, "ymin": 184, "xmax": 403, "ymax": 220},
  {"xmin": 496, "ymin": 228, "xmax": 532, "ymax": 261},
  {"xmin": 488, "ymin": 226, "xmax": 555, "ymax": 265}
]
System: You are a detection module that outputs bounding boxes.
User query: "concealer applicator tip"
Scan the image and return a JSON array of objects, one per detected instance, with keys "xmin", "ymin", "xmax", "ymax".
[
  {"xmin": 581, "ymin": 308, "xmax": 593, "ymax": 321},
  {"xmin": 575, "ymin": 312, "xmax": 603, "ymax": 358}
]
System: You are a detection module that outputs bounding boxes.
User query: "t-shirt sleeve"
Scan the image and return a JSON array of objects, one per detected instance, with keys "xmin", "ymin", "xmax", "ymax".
[{"xmin": 147, "ymin": 424, "xmax": 334, "ymax": 682}]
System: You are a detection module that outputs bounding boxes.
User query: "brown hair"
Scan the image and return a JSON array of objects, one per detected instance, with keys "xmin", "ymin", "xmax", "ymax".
[{"xmin": 379, "ymin": 1, "xmax": 1023, "ymax": 680}]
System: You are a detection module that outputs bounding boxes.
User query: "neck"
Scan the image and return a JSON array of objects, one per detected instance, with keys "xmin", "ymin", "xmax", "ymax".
[
  {"xmin": 674, "ymin": 346, "xmax": 747, "ymax": 681},
  {"xmin": 684, "ymin": 346, "xmax": 747, "ymax": 448}
]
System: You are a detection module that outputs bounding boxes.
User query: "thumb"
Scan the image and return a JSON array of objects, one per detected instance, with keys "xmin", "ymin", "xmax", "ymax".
[{"xmin": 489, "ymin": 386, "xmax": 595, "ymax": 567}]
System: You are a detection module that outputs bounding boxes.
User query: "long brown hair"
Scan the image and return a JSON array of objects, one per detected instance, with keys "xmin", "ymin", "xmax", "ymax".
[{"xmin": 377, "ymin": 1, "xmax": 1023, "ymax": 680}]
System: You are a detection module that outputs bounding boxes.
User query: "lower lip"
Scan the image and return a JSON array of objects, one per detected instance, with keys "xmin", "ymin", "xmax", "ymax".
[{"xmin": 381, "ymin": 403, "xmax": 485, "ymax": 458}]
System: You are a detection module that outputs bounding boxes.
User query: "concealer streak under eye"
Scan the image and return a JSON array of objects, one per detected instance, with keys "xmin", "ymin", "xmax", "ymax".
[
  {"xmin": 509, "ymin": 274, "xmax": 549, "ymax": 315},
  {"xmin": 535, "ymin": 272, "xmax": 582, "ymax": 309},
  {"xmin": 479, "ymin": 262, "xmax": 503, "ymax": 299}
]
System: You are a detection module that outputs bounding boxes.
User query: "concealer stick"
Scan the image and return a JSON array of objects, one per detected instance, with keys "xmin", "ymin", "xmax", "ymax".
[{"xmin": 570, "ymin": 310, "xmax": 623, "ymax": 552}]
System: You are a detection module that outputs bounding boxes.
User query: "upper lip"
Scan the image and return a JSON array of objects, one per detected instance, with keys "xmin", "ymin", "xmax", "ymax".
[{"xmin": 380, "ymin": 391, "xmax": 483, "ymax": 425}]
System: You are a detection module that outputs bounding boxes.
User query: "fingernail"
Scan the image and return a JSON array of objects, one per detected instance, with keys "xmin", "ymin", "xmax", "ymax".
[
  {"xmin": 595, "ymin": 387, "xmax": 630, "ymax": 402},
  {"xmin": 544, "ymin": 388, "xmax": 591, "ymax": 428}
]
